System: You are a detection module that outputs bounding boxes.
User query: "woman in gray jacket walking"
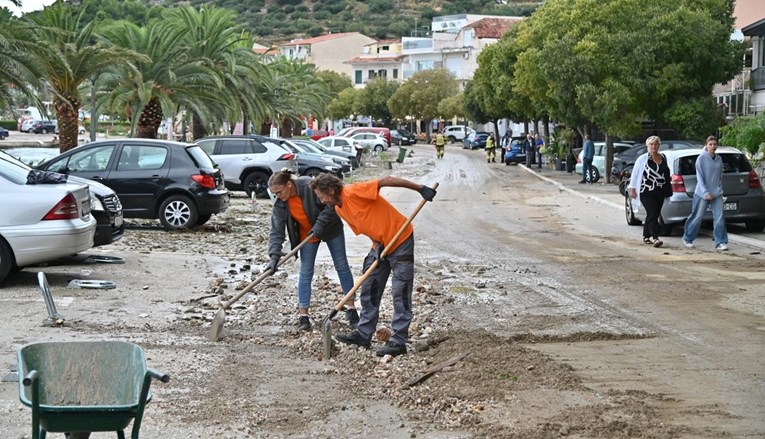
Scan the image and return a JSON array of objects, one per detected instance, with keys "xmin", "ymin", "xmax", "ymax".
[{"xmin": 267, "ymin": 170, "xmax": 358, "ymax": 331}]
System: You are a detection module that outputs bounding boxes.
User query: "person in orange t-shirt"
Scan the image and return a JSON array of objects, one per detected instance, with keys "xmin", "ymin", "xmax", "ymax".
[
  {"xmin": 267, "ymin": 171, "xmax": 357, "ymax": 332},
  {"xmin": 310, "ymin": 174, "xmax": 436, "ymax": 357}
]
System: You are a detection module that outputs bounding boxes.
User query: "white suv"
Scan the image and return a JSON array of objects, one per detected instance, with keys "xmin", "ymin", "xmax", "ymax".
[
  {"xmin": 196, "ymin": 136, "xmax": 298, "ymax": 197},
  {"xmin": 442, "ymin": 125, "xmax": 474, "ymax": 143}
]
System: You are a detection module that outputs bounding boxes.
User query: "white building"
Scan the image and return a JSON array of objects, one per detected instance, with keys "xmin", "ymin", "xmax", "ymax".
[
  {"xmin": 743, "ymin": 18, "xmax": 765, "ymax": 114},
  {"xmin": 346, "ymin": 39, "xmax": 407, "ymax": 87}
]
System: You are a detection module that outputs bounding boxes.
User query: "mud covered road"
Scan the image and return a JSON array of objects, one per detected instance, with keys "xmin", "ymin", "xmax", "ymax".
[{"xmin": 1, "ymin": 144, "xmax": 763, "ymax": 438}]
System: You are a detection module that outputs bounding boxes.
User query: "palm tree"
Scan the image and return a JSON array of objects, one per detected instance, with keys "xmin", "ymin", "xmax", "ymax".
[
  {"xmin": 22, "ymin": 1, "xmax": 139, "ymax": 151},
  {"xmin": 0, "ymin": 17, "xmax": 44, "ymax": 112},
  {"xmin": 164, "ymin": 5, "xmax": 269, "ymax": 139},
  {"xmin": 99, "ymin": 17, "xmax": 226, "ymax": 138}
]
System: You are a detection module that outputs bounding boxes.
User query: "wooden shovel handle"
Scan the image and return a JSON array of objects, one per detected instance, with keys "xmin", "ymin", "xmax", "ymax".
[
  {"xmin": 332, "ymin": 182, "xmax": 439, "ymax": 312},
  {"xmin": 222, "ymin": 233, "xmax": 313, "ymax": 309}
]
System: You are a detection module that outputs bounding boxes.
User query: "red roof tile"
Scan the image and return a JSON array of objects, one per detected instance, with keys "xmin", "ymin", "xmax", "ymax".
[
  {"xmin": 467, "ymin": 17, "xmax": 521, "ymax": 39},
  {"xmin": 345, "ymin": 55, "xmax": 405, "ymax": 64}
]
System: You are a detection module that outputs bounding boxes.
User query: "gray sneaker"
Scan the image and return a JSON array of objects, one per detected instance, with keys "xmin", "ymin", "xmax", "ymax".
[
  {"xmin": 682, "ymin": 239, "xmax": 694, "ymax": 248},
  {"xmin": 715, "ymin": 243, "xmax": 728, "ymax": 251},
  {"xmin": 297, "ymin": 315, "xmax": 312, "ymax": 332}
]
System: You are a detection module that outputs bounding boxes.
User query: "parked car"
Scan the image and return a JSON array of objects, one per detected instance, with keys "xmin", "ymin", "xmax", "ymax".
[
  {"xmin": 575, "ymin": 142, "xmax": 634, "ymax": 183},
  {"xmin": 349, "ymin": 132, "xmax": 389, "ymax": 152},
  {"xmin": 293, "ymin": 138, "xmax": 359, "ymax": 169},
  {"xmin": 20, "ymin": 119, "xmax": 38, "ymax": 133},
  {"xmin": 253, "ymin": 135, "xmax": 343, "ymax": 178},
  {"xmin": 463, "ymin": 131, "xmax": 490, "ymax": 150},
  {"xmin": 196, "ymin": 135, "xmax": 298, "ymax": 198},
  {"xmin": 318, "ymin": 136, "xmax": 365, "ymax": 161},
  {"xmin": 309, "ymin": 130, "xmax": 329, "ymax": 141},
  {"xmin": 1, "ymin": 150, "xmax": 124, "ymax": 247},
  {"xmin": 0, "ymin": 155, "xmax": 96, "ymax": 284},
  {"xmin": 0, "ymin": 126, "xmax": 8, "ymax": 139},
  {"xmin": 504, "ymin": 139, "xmax": 527, "ymax": 165},
  {"xmin": 338, "ymin": 127, "xmax": 392, "ymax": 145},
  {"xmin": 612, "ymin": 140, "xmax": 704, "ymax": 194},
  {"xmin": 29, "ymin": 120, "xmax": 58, "ymax": 134},
  {"xmin": 390, "ymin": 128, "xmax": 416, "ymax": 146},
  {"xmin": 624, "ymin": 147, "xmax": 765, "ymax": 235},
  {"xmin": 287, "ymin": 138, "xmax": 351, "ymax": 173},
  {"xmin": 443, "ymin": 125, "xmax": 474, "ymax": 143},
  {"xmin": 36, "ymin": 139, "xmax": 229, "ymax": 230}
]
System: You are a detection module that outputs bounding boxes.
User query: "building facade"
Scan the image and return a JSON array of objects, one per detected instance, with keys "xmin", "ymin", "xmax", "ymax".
[{"xmin": 278, "ymin": 32, "xmax": 377, "ymax": 77}]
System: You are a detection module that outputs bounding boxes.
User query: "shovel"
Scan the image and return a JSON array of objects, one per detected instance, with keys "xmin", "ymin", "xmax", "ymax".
[
  {"xmin": 208, "ymin": 234, "xmax": 313, "ymax": 341},
  {"xmin": 321, "ymin": 182, "xmax": 439, "ymax": 359}
]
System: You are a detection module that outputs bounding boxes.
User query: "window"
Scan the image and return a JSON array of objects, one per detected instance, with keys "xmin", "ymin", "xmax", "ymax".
[
  {"xmin": 336, "ymin": 139, "xmax": 349, "ymax": 146},
  {"xmin": 196, "ymin": 139, "xmax": 216, "ymax": 156},
  {"xmin": 219, "ymin": 139, "xmax": 253, "ymax": 155},
  {"xmin": 368, "ymin": 70, "xmax": 376, "ymax": 80},
  {"xmin": 65, "ymin": 145, "xmax": 116, "ymax": 172},
  {"xmin": 392, "ymin": 69, "xmax": 398, "ymax": 79},
  {"xmin": 382, "ymin": 45, "xmax": 389, "ymax": 51},
  {"xmin": 378, "ymin": 69, "xmax": 387, "ymax": 78},
  {"xmin": 355, "ymin": 70, "xmax": 362, "ymax": 84},
  {"xmin": 118, "ymin": 144, "xmax": 167, "ymax": 170}
]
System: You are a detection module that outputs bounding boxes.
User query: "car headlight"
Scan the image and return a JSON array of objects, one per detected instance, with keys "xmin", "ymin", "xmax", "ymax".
[
  {"xmin": 324, "ymin": 165, "xmax": 340, "ymax": 172},
  {"xmin": 320, "ymin": 156, "xmax": 334, "ymax": 163}
]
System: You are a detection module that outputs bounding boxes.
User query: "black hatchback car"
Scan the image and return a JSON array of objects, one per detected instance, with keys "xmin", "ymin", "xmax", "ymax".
[{"xmin": 37, "ymin": 139, "xmax": 229, "ymax": 230}]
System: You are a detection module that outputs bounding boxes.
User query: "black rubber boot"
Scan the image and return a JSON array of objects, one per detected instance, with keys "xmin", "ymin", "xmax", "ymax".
[{"xmin": 334, "ymin": 330, "xmax": 371, "ymax": 348}]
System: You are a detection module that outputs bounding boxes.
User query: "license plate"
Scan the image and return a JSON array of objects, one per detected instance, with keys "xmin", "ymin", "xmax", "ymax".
[
  {"xmin": 114, "ymin": 214, "xmax": 123, "ymax": 228},
  {"xmin": 707, "ymin": 202, "xmax": 737, "ymax": 211}
]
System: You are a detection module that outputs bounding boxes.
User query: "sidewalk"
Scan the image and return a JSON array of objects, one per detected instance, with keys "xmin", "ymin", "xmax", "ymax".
[{"xmin": 520, "ymin": 164, "xmax": 765, "ymax": 252}]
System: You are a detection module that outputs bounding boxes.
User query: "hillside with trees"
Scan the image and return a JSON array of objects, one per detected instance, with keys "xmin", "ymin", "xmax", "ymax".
[{"xmin": 78, "ymin": 0, "xmax": 543, "ymax": 43}]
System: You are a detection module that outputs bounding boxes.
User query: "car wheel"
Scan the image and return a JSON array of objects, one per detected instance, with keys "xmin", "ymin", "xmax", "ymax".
[
  {"xmin": 159, "ymin": 195, "xmax": 198, "ymax": 230},
  {"xmin": 41, "ymin": 129, "xmax": 49, "ymax": 134},
  {"xmin": 448, "ymin": 136, "xmax": 456, "ymax": 144},
  {"xmin": 196, "ymin": 214, "xmax": 212, "ymax": 226},
  {"xmin": 745, "ymin": 218, "xmax": 765, "ymax": 232},
  {"xmin": 618, "ymin": 178, "xmax": 628, "ymax": 197},
  {"xmin": 0, "ymin": 238, "xmax": 14, "ymax": 284},
  {"xmin": 243, "ymin": 171, "xmax": 269, "ymax": 197},
  {"xmin": 624, "ymin": 194, "xmax": 642, "ymax": 226},
  {"xmin": 305, "ymin": 168, "xmax": 322, "ymax": 178},
  {"xmin": 374, "ymin": 144, "xmax": 384, "ymax": 152},
  {"xmin": 586, "ymin": 167, "xmax": 600, "ymax": 183}
]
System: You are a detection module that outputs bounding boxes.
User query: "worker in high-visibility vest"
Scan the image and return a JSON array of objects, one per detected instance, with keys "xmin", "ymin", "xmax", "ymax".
[
  {"xmin": 485, "ymin": 134, "xmax": 496, "ymax": 163},
  {"xmin": 434, "ymin": 133, "xmax": 445, "ymax": 159}
]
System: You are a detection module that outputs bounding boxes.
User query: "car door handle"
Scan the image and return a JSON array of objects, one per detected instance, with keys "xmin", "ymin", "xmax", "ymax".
[
  {"xmin": 91, "ymin": 176, "xmax": 104, "ymax": 181},
  {"xmin": 151, "ymin": 175, "xmax": 161, "ymax": 180},
  {"xmin": 242, "ymin": 157, "xmax": 252, "ymax": 161}
]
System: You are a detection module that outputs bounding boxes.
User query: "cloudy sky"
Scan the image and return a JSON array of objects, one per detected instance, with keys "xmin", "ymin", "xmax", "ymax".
[{"xmin": 0, "ymin": 0, "xmax": 55, "ymax": 16}]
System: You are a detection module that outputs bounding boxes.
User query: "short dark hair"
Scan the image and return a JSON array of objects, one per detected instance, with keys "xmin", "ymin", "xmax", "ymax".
[{"xmin": 309, "ymin": 173, "xmax": 343, "ymax": 196}]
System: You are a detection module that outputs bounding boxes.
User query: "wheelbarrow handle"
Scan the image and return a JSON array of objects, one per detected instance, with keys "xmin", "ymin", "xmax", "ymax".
[
  {"xmin": 147, "ymin": 368, "xmax": 170, "ymax": 384},
  {"xmin": 22, "ymin": 370, "xmax": 38, "ymax": 387},
  {"xmin": 331, "ymin": 182, "xmax": 438, "ymax": 313}
]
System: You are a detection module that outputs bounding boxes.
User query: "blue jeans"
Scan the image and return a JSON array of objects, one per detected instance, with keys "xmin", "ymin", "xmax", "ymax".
[
  {"xmin": 682, "ymin": 194, "xmax": 728, "ymax": 246},
  {"xmin": 581, "ymin": 157, "xmax": 593, "ymax": 182},
  {"xmin": 297, "ymin": 233, "xmax": 354, "ymax": 309}
]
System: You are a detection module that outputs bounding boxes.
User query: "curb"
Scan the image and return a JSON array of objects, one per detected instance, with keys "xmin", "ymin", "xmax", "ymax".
[{"xmin": 520, "ymin": 164, "xmax": 765, "ymax": 253}]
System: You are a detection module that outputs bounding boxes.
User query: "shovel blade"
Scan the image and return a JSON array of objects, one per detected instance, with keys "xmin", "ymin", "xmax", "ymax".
[
  {"xmin": 208, "ymin": 308, "xmax": 226, "ymax": 342},
  {"xmin": 321, "ymin": 317, "xmax": 333, "ymax": 360}
]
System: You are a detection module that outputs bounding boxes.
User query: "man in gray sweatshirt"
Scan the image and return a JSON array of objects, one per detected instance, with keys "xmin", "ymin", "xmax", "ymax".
[{"xmin": 682, "ymin": 136, "xmax": 728, "ymax": 251}]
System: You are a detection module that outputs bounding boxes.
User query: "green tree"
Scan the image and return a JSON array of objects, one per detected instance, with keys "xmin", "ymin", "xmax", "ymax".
[
  {"xmin": 0, "ymin": 13, "xmax": 45, "ymax": 112},
  {"xmin": 438, "ymin": 92, "xmax": 466, "ymax": 121},
  {"xmin": 720, "ymin": 113, "xmax": 765, "ymax": 161},
  {"xmin": 22, "ymin": 2, "xmax": 140, "ymax": 150},
  {"xmin": 388, "ymin": 69, "xmax": 459, "ymax": 140},
  {"xmin": 356, "ymin": 77, "xmax": 398, "ymax": 126},
  {"xmin": 316, "ymin": 70, "xmax": 353, "ymax": 97},
  {"xmin": 327, "ymin": 87, "xmax": 359, "ymax": 121}
]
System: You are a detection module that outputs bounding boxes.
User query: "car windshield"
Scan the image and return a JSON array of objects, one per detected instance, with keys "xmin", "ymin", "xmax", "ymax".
[
  {"xmin": 295, "ymin": 141, "xmax": 322, "ymax": 154},
  {"xmin": 187, "ymin": 145, "xmax": 217, "ymax": 168}
]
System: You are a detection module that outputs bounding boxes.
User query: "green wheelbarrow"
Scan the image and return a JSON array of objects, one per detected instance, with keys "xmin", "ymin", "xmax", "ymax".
[{"xmin": 18, "ymin": 341, "xmax": 170, "ymax": 439}]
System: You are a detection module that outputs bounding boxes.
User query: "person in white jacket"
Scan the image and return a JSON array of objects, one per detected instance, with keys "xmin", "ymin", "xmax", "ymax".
[{"xmin": 628, "ymin": 136, "xmax": 672, "ymax": 247}]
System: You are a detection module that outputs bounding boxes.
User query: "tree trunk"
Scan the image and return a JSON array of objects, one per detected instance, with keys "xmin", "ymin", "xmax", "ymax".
[
  {"xmin": 192, "ymin": 112, "xmax": 207, "ymax": 140},
  {"xmin": 136, "ymin": 98, "xmax": 163, "ymax": 139},
  {"xmin": 523, "ymin": 121, "xmax": 529, "ymax": 136},
  {"xmin": 53, "ymin": 94, "xmax": 82, "ymax": 152},
  {"xmin": 543, "ymin": 116, "xmax": 550, "ymax": 142},
  {"xmin": 604, "ymin": 133, "xmax": 614, "ymax": 184},
  {"xmin": 282, "ymin": 117, "xmax": 293, "ymax": 138},
  {"xmin": 260, "ymin": 121, "xmax": 271, "ymax": 135}
]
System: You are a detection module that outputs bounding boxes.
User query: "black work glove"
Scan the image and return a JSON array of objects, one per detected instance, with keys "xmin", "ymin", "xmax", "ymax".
[
  {"xmin": 266, "ymin": 256, "xmax": 280, "ymax": 275},
  {"xmin": 309, "ymin": 223, "xmax": 324, "ymax": 240},
  {"xmin": 418, "ymin": 185, "xmax": 436, "ymax": 202}
]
